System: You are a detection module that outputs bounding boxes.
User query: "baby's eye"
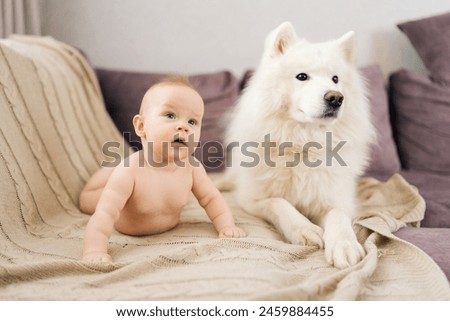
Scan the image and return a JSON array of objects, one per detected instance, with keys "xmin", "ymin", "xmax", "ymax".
[
  {"xmin": 188, "ymin": 119, "xmax": 197, "ymax": 126},
  {"xmin": 166, "ymin": 113, "xmax": 176, "ymax": 119}
]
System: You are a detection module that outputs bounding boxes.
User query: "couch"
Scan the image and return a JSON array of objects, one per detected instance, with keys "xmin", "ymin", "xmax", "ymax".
[
  {"xmin": 95, "ymin": 12, "xmax": 450, "ymax": 281},
  {"xmin": 0, "ymin": 12, "xmax": 449, "ymax": 300}
]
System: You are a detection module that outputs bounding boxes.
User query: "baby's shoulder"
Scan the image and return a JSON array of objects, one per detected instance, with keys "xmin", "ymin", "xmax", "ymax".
[
  {"xmin": 110, "ymin": 151, "xmax": 143, "ymax": 177},
  {"xmin": 122, "ymin": 150, "xmax": 145, "ymax": 168}
]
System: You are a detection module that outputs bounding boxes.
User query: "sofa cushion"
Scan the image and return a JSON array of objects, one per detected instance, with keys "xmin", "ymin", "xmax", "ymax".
[
  {"xmin": 400, "ymin": 170, "xmax": 450, "ymax": 228},
  {"xmin": 398, "ymin": 11, "xmax": 450, "ymax": 86},
  {"xmin": 369, "ymin": 170, "xmax": 450, "ymax": 228},
  {"xmin": 360, "ymin": 65, "xmax": 401, "ymax": 175},
  {"xmin": 389, "ymin": 69, "xmax": 450, "ymax": 174},
  {"xmin": 95, "ymin": 69, "xmax": 239, "ymax": 172},
  {"xmin": 394, "ymin": 227, "xmax": 450, "ymax": 280}
]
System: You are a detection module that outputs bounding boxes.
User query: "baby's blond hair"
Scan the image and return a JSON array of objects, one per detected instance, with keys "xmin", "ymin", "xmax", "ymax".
[
  {"xmin": 139, "ymin": 74, "xmax": 199, "ymax": 114},
  {"xmin": 157, "ymin": 74, "xmax": 196, "ymax": 90}
]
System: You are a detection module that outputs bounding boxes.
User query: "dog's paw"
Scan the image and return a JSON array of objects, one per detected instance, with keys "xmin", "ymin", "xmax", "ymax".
[
  {"xmin": 287, "ymin": 224, "xmax": 324, "ymax": 248},
  {"xmin": 325, "ymin": 238, "xmax": 365, "ymax": 269}
]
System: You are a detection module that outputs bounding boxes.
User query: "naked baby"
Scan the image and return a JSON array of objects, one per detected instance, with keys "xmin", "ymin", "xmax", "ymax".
[{"xmin": 80, "ymin": 76, "xmax": 246, "ymax": 262}]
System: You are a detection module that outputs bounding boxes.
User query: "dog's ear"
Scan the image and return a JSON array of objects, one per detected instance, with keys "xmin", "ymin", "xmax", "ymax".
[
  {"xmin": 336, "ymin": 31, "xmax": 355, "ymax": 64},
  {"xmin": 265, "ymin": 21, "xmax": 298, "ymax": 58}
]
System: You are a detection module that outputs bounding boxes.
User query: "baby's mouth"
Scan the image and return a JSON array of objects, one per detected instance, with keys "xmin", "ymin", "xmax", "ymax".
[{"xmin": 172, "ymin": 137, "xmax": 187, "ymax": 147}]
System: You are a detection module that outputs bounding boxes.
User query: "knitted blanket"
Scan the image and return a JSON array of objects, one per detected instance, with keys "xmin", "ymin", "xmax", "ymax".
[{"xmin": 0, "ymin": 36, "xmax": 449, "ymax": 300}]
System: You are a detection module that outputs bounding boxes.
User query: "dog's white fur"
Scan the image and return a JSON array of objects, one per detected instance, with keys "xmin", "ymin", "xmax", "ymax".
[{"xmin": 219, "ymin": 22, "xmax": 375, "ymax": 268}]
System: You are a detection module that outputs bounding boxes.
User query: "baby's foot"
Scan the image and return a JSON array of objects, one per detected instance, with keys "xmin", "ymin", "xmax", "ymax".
[{"xmin": 219, "ymin": 226, "xmax": 246, "ymax": 238}]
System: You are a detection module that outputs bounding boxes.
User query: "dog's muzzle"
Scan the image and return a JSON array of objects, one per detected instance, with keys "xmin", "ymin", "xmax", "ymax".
[{"xmin": 322, "ymin": 90, "xmax": 344, "ymax": 118}]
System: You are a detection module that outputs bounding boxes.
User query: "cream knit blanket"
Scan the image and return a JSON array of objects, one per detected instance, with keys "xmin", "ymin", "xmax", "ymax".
[{"xmin": 0, "ymin": 36, "xmax": 449, "ymax": 300}]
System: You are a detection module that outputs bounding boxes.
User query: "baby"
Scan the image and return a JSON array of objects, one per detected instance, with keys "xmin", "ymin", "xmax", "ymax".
[{"xmin": 80, "ymin": 76, "xmax": 246, "ymax": 262}]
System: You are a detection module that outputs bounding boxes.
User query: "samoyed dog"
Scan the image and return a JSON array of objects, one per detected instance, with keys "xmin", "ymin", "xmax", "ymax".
[{"xmin": 220, "ymin": 22, "xmax": 375, "ymax": 268}]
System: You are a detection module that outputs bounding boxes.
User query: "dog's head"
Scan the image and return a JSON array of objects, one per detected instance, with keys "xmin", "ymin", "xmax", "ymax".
[{"xmin": 260, "ymin": 22, "xmax": 356, "ymax": 124}]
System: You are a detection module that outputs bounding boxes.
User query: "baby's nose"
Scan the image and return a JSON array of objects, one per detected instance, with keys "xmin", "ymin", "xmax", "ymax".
[{"xmin": 176, "ymin": 122, "xmax": 189, "ymax": 132}]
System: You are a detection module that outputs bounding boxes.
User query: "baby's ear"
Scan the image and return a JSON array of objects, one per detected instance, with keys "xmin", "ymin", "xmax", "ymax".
[{"xmin": 133, "ymin": 114, "xmax": 146, "ymax": 139}]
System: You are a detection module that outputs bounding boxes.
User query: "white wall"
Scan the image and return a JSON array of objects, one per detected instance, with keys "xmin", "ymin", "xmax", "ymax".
[{"xmin": 42, "ymin": 0, "xmax": 450, "ymax": 78}]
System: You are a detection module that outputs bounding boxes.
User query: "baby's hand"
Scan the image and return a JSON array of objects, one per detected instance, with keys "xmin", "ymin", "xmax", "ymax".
[
  {"xmin": 82, "ymin": 251, "xmax": 112, "ymax": 263},
  {"xmin": 219, "ymin": 226, "xmax": 246, "ymax": 238}
]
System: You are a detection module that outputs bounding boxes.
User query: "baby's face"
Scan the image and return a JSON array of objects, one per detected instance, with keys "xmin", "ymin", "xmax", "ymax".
[{"xmin": 136, "ymin": 84, "xmax": 204, "ymax": 162}]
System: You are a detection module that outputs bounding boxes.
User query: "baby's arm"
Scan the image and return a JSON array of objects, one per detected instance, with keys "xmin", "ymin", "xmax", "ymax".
[
  {"xmin": 192, "ymin": 164, "xmax": 245, "ymax": 238},
  {"xmin": 82, "ymin": 164, "xmax": 134, "ymax": 262}
]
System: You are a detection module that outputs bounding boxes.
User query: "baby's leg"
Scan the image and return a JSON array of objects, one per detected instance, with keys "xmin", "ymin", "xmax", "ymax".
[{"xmin": 79, "ymin": 166, "xmax": 115, "ymax": 214}]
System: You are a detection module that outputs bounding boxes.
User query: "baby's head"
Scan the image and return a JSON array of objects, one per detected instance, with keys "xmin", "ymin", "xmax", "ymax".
[
  {"xmin": 138, "ymin": 75, "xmax": 202, "ymax": 113},
  {"xmin": 133, "ymin": 76, "xmax": 204, "ymax": 160}
]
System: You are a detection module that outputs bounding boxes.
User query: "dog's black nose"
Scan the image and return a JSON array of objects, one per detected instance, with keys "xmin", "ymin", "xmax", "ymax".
[{"xmin": 324, "ymin": 91, "xmax": 344, "ymax": 109}]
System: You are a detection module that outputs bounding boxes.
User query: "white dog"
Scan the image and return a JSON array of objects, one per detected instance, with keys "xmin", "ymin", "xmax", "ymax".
[{"xmin": 219, "ymin": 22, "xmax": 375, "ymax": 269}]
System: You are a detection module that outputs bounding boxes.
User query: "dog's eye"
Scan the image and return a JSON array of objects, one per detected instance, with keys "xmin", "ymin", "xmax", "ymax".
[
  {"xmin": 296, "ymin": 73, "xmax": 309, "ymax": 81},
  {"xmin": 332, "ymin": 75, "xmax": 339, "ymax": 84}
]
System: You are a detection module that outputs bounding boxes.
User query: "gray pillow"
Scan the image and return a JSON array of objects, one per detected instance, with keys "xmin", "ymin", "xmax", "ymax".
[
  {"xmin": 361, "ymin": 65, "xmax": 401, "ymax": 175},
  {"xmin": 398, "ymin": 11, "xmax": 450, "ymax": 86},
  {"xmin": 390, "ymin": 69, "xmax": 450, "ymax": 173}
]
